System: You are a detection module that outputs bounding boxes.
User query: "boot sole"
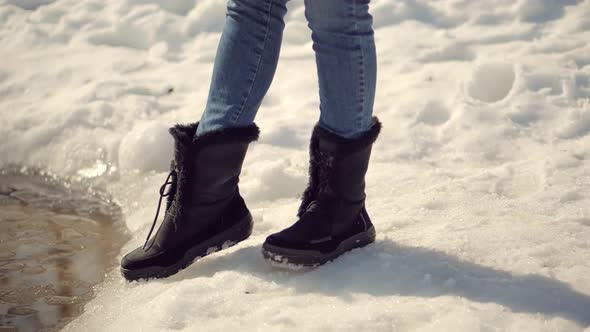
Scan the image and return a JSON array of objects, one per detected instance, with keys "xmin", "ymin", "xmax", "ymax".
[
  {"xmin": 121, "ymin": 212, "xmax": 253, "ymax": 281},
  {"xmin": 261, "ymin": 226, "xmax": 376, "ymax": 268}
]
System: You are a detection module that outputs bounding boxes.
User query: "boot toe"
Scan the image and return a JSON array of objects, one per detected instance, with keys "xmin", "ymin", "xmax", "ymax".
[
  {"xmin": 120, "ymin": 245, "xmax": 166, "ymax": 271},
  {"xmin": 263, "ymin": 231, "xmax": 324, "ymax": 252},
  {"xmin": 120, "ymin": 246, "xmax": 147, "ymax": 270},
  {"xmin": 264, "ymin": 232, "xmax": 297, "ymax": 249}
]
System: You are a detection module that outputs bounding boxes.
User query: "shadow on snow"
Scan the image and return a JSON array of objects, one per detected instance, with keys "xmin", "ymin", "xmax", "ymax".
[{"xmin": 167, "ymin": 238, "xmax": 590, "ymax": 326}]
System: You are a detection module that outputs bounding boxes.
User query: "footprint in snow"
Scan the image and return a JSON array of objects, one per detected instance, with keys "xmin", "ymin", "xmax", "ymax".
[
  {"xmin": 465, "ymin": 62, "xmax": 516, "ymax": 103},
  {"xmin": 414, "ymin": 101, "xmax": 451, "ymax": 127}
]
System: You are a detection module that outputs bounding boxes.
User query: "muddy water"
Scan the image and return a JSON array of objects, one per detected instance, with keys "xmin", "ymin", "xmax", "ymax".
[{"xmin": 0, "ymin": 173, "xmax": 128, "ymax": 332}]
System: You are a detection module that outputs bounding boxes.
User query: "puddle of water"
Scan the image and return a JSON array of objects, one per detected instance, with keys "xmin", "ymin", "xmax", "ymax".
[{"xmin": 0, "ymin": 172, "xmax": 128, "ymax": 332}]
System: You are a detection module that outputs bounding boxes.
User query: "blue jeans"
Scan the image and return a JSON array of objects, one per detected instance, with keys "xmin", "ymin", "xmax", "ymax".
[{"xmin": 196, "ymin": 0, "xmax": 376, "ymax": 139}]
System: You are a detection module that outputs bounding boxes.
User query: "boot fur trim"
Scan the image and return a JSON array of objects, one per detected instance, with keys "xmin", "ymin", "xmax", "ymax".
[
  {"xmin": 168, "ymin": 122, "xmax": 260, "ymax": 166},
  {"xmin": 191, "ymin": 124, "xmax": 260, "ymax": 146},
  {"xmin": 168, "ymin": 122, "xmax": 260, "ymax": 148},
  {"xmin": 314, "ymin": 117, "xmax": 381, "ymax": 154}
]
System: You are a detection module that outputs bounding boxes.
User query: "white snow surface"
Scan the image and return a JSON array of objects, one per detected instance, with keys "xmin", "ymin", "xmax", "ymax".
[{"xmin": 1, "ymin": 0, "xmax": 590, "ymax": 331}]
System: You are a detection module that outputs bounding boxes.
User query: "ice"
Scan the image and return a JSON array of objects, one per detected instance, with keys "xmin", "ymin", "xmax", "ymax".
[
  {"xmin": 0, "ymin": 174, "xmax": 127, "ymax": 331},
  {"xmin": 1, "ymin": 0, "xmax": 590, "ymax": 331}
]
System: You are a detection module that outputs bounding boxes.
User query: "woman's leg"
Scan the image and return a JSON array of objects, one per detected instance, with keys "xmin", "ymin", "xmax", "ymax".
[
  {"xmin": 121, "ymin": 0, "xmax": 289, "ymax": 281},
  {"xmin": 304, "ymin": 0, "xmax": 377, "ymax": 139},
  {"xmin": 196, "ymin": 0, "xmax": 289, "ymax": 136},
  {"xmin": 261, "ymin": 0, "xmax": 380, "ymax": 267}
]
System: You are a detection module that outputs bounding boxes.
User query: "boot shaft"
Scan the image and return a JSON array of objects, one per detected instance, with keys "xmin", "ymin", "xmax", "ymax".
[
  {"xmin": 299, "ymin": 117, "xmax": 381, "ymax": 218},
  {"xmin": 191, "ymin": 142, "xmax": 249, "ymax": 203},
  {"xmin": 169, "ymin": 123, "xmax": 259, "ymax": 208},
  {"xmin": 317, "ymin": 137, "xmax": 372, "ymax": 204}
]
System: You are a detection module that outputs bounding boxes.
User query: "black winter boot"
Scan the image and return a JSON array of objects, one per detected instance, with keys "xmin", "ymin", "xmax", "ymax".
[
  {"xmin": 121, "ymin": 122, "xmax": 259, "ymax": 281},
  {"xmin": 262, "ymin": 117, "xmax": 381, "ymax": 267}
]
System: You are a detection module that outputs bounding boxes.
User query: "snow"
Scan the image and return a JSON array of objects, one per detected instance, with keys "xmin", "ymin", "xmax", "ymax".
[{"xmin": 1, "ymin": 0, "xmax": 590, "ymax": 331}]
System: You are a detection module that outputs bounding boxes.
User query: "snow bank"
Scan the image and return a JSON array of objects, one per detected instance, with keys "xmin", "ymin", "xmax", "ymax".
[{"xmin": 1, "ymin": 0, "xmax": 589, "ymax": 330}]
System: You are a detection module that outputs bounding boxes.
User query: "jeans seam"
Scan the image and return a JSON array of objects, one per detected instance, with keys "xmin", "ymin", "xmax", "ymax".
[
  {"xmin": 354, "ymin": 0, "xmax": 366, "ymax": 132},
  {"xmin": 231, "ymin": 0, "xmax": 275, "ymax": 124}
]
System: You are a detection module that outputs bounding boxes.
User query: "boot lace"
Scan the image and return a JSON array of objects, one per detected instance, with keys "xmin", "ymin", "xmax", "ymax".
[{"xmin": 143, "ymin": 168, "xmax": 177, "ymax": 250}]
